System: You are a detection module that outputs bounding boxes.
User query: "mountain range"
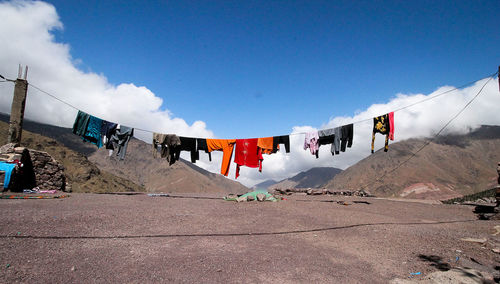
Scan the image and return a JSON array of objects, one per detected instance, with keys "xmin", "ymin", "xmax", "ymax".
[
  {"xmin": 254, "ymin": 167, "xmax": 343, "ymax": 190},
  {"xmin": 325, "ymin": 125, "xmax": 500, "ymax": 200},
  {"xmin": 0, "ymin": 113, "xmax": 247, "ymax": 194},
  {"xmin": 2, "ymin": 113, "xmax": 499, "ymax": 200}
]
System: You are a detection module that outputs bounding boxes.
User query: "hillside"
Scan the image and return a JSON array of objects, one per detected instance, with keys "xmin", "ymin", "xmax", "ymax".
[
  {"xmin": 88, "ymin": 139, "xmax": 249, "ymax": 194},
  {"xmin": 0, "ymin": 113, "xmax": 248, "ymax": 194},
  {"xmin": 0, "ymin": 120, "xmax": 144, "ymax": 193},
  {"xmin": 252, "ymin": 179, "xmax": 278, "ymax": 190},
  {"xmin": 325, "ymin": 125, "xmax": 500, "ymax": 200},
  {"xmin": 270, "ymin": 167, "xmax": 342, "ymax": 190}
]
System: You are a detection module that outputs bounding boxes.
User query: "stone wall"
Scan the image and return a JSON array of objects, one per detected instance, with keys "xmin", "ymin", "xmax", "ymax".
[
  {"xmin": 0, "ymin": 143, "xmax": 65, "ymax": 191},
  {"xmin": 29, "ymin": 149, "xmax": 65, "ymax": 191}
]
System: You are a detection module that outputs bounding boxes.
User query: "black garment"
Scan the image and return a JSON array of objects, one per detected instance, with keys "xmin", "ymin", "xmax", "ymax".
[
  {"xmin": 318, "ymin": 128, "xmax": 336, "ymax": 156},
  {"xmin": 178, "ymin": 137, "xmax": 198, "ymax": 163},
  {"xmin": 372, "ymin": 114, "xmax": 390, "ymax": 154},
  {"xmin": 272, "ymin": 135, "xmax": 290, "ymax": 153},
  {"xmin": 340, "ymin": 123, "xmax": 353, "ymax": 152},
  {"xmin": 109, "ymin": 126, "xmax": 134, "ymax": 160},
  {"xmin": 196, "ymin": 138, "xmax": 212, "ymax": 162},
  {"xmin": 101, "ymin": 121, "xmax": 118, "ymax": 149}
]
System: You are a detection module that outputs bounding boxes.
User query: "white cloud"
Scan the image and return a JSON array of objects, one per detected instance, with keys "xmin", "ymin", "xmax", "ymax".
[
  {"xmin": 0, "ymin": 0, "xmax": 214, "ymax": 143},
  {"xmin": 1, "ymin": 1, "xmax": 499, "ymax": 188},
  {"xmin": 237, "ymin": 77, "xmax": 500, "ymax": 187}
]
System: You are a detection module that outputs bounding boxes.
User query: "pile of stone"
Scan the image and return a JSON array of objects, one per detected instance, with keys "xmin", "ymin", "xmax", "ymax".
[
  {"xmin": 0, "ymin": 143, "xmax": 65, "ymax": 192},
  {"xmin": 271, "ymin": 187, "xmax": 371, "ymax": 197},
  {"xmin": 475, "ymin": 162, "xmax": 500, "ymax": 220}
]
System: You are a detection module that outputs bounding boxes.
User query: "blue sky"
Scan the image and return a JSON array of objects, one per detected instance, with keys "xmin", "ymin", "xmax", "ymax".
[
  {"xmin": 43, "ymin": 0, "xmax": 500, "ymax": 138},
  {"xmin": 1, "ymin": 0, "xmax": 499, "ymax": 186}
]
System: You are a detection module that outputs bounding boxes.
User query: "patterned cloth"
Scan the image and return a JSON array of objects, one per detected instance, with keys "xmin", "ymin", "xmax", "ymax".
[{"xmin": 371, "ymin": 113, "xmax": 391, "ymax": 153}]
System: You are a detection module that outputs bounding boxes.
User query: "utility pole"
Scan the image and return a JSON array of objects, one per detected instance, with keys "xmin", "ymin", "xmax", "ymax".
[{"xmin": 7, "ymin": 65, "xmax": 29, "ymax": 146}]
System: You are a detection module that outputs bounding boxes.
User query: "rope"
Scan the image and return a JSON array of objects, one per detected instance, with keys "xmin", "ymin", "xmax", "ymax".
[
  {"xmin": 357, "ymin": 74, "xmax": 496, "ymax": 192},
  {"xmin": 27, "ymin": 72, "xmax": 497, "ymax": 139}
]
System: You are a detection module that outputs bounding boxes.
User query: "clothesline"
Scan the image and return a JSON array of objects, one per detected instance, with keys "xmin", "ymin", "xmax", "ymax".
[
  {"xmin": 1, "ymin": 69, "xmax": 498, "ymax": 182},
  {"xmin": 25, "ymin": 71, "xmax": 498, "ymax": 140},
  {"xmin": 358, "ymin": 74, "xmax": 496, "ymax": 192}
]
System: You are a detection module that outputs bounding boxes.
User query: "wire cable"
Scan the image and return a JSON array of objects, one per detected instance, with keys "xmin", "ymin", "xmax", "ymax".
[
  {"xmin": 27, "ymin": 71, "xmax": 498, "ymax": 139},
  {"xmin": 357, "ymin": 74, "xmax": 496, "ymax": 192}
]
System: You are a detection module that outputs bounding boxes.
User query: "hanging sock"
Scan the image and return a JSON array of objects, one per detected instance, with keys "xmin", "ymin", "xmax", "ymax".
[{"xmin": 371, "ymin": 113, "xmax": 390, "ymax": 153}]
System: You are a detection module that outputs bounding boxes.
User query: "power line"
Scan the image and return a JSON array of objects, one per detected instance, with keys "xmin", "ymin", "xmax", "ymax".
[{"xmin": 357, "ymin": 74, "xmax": 496, "ymax": 192}]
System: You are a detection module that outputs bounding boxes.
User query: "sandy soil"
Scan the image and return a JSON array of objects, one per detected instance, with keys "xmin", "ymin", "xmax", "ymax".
[{"xmin": 0, "ymin": 193, "xmax": 498, "ymax": 283}]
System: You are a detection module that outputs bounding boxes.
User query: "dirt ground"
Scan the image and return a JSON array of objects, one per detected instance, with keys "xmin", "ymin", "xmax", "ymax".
[{"xmin": 0, "ymin": 193, "xmax": 498, "ymax": 283}]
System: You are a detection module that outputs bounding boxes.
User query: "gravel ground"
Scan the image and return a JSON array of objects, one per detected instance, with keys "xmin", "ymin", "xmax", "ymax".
[{"xmin": 0, "ymin": 193, "xmax": 499, "ymax": 283}]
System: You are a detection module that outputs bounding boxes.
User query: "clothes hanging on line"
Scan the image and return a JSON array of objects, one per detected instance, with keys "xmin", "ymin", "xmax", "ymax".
[
  {"xmin": 273, "ymin": 135, "xmax": 290, "ymax": 153},
  {"xmin": 72, "ymin": 110, "xmax": 90, "ymax": 137},
  {"xmin": 206, "ymin": 139, "xmax": 236, "ymax": 177},
  {"xmin": 371, "ymin": 113, "xmax": 391, "ymax": 153},
  {"xmin": 319, "ymin": 127, "xmax": 343, "ymax": 155},
  {"xmin": 109, "ymin": 125, "xmax": 134, "ymax": 160},
  {"xmin": 82, "ymin": 115, "xmax": 103, "ymax": 148},
  {"xmin": 178, "ymin": 137, "xmax": 198, "ymax": 163},
  {"xmin": 318, "ymin": 129, "xmax": 333, "ymax": 153},
  {"xmin": 257, "ymin": 137, "xmax": 275, "ymax": 155},
  {"xmin": 152, "ymin": 133, "xmax": 181, "ymax": 165},
  {"xmin": 340, "ymin": 123, "xmax": 354, "ymax": 151},
  {"xmin": 388, "ymin": 112, "xmax": 395, "ymax": 141},
  {"xmin": 196, "ymin": 138, "xmax": 212, "ymax": 162},
  {"xmin": 234, "ymin": 138, "xmax": 263, "ymax": 179},
  {"xmin": 72, "ymin": 110, "xmax": 103, "ymax": 148},
  {"xmin": 101, "ymin": 121, "xmax": 118, "ymax": 149},
  {"xmin": 304, "ymin": 131, "xmax": 319, "ymax": 158},
  {"xmin": 152, "ymin": 133, "xmax": 168, "ymax": 159}
]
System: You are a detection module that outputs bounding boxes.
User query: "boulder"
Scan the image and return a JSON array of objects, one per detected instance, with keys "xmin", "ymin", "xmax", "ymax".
[{"xmin": 256, "ymin": 193, "xmax": 266, "ymax": 201}]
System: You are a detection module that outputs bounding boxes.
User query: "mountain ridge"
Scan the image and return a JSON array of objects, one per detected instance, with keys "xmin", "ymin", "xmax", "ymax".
[
  {"xmin": 0, "ymin": 113, "xmax": 248, "ymax": 194},
  {"xmin": 268, "ymin": 167, "xmax": 343, "ymax": 190},
  {"xmin": 325, "ymin": 125, "xmax": 500, "ymax": 200}
]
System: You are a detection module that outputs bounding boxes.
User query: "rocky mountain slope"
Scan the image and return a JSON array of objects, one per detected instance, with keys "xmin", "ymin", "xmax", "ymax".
[
  {"xmin": 0, "ymin": 113, "xmax": 248, "ymax": 194},
  {"xmin": 267, "ymin": 167, "xmax": 342, "ymax": 190},
  {"xmin": 88, "ymin": 139, "xmax": 248, "ymax": 194},
  {"xmin": 325, "ymin": 125, "xmax": 500, "ymax": 200},
  {"xmin": 252, "ymin": 179, "xmax": 278, "ymax": 190},
  {"xmin": 0, "ymin": 120, "xmax": 144, "ymax": 193}
]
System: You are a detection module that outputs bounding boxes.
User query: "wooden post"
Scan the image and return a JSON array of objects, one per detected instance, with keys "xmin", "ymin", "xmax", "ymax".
[{"xmin": 7, "ymin": 65, "xmax": 28, "ymax": 146}]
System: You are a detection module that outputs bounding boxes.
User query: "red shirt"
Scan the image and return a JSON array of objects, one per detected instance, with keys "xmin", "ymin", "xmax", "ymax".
[{"xmin": 234, "ymin": 138, "xmax": 263, "ymax": 179}]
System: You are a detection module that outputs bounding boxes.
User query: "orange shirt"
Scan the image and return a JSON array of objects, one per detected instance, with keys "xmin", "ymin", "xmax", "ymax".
[
  {"xmin": 206, "ymin": 139, "xmax": 236, "ymax": 176},
  {"xmin": 257, "ymin": 137, "xmax": 277, "ymax": 155}
]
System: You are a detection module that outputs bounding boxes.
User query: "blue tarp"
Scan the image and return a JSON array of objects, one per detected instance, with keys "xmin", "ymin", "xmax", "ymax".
[{"xmin": 0, "ymin": 162, "xmax": 16, "ymax": 189}]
